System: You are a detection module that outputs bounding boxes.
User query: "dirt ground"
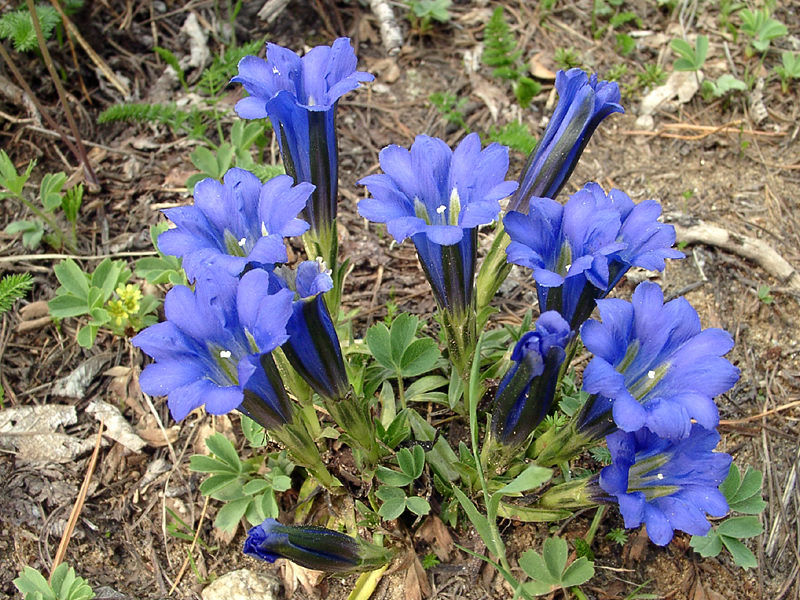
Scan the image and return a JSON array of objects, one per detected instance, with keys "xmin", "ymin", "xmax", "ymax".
[{"xmin": 1, "ymin": 1, "xmax": 799, "ymax": 599}]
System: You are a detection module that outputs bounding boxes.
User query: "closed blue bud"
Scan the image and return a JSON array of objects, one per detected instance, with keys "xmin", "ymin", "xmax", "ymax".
[
  {"xmin": 244, "ymin": 518, "xmax": 392, "ymax": 573},
  {"xmin": 491, "ymin": 311, "xmax": 572, "ymax": 448},
  {"xmin": 508, "ymin": 69, "xmax": 623, "ymax": 212}
]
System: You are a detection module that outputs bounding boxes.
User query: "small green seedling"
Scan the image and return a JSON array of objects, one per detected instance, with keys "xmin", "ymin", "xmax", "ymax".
[
  {"xmin": 0, "ymin": 273, "xmax": 34, "ymax": 315},
  {"xmin": 406, "ymin": 0, "xmax": 452, "ymax": 32},
  {"xmin": 190, "ymin": 433, "xmax": 295, "ymax": 532},
  {"xmin": 14, "ymin": 563, "xmax": 94, "ymax": 600},
  {"xmin": 739, "ymin": 8, "xmax": 787, "ymax": 53},
  {"xmin": 671, "ymin": 35, "xmax": 708, "ymax": 72},
  {"xmin": 757, "ymin": 284, "xmax": 774, "ymax": 304},
  {"xmin": 774, "ymin": 52, "xmax": 800, "ymax": 93},
  {"xmin": 519, "ymin": 536, "xmax": 595, "ymax": 596},
  {"xmin": 375, "ymin": 445, "xmax": 430, "ymax": 519}
]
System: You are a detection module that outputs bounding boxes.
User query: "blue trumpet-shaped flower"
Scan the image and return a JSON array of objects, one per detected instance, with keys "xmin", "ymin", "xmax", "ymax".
[
  {"xmin": 232, "ymin": 38, "xmax": 373, "ymax": 238},
  {"xmin": 244, "ymin": 518, "xmax": 393, "ymax": 573},
  {"xmin": 509, "ymin": 69, "xmax": 623, "ymax": 212},
  {"xmin": 158, "ymin": 168, "xmax": 311, "ymax": 280},
  {"xmin": 358, "ymin": 133, "xmax": 518, "ymax": 313},
  {"xmin": 599, "ymin": 425, "xmax": 731, "ymax": 546},
  {"xmin": 490, "ymin": 311, "xmax": 572, "ymax": 447},
  {"xmin": 132, "ymin": 268, "xmax": 294, "ymax": 427},
  {"xmin": 505, "ymin": 183, "xmax": 683, "ymax": 328},
  {"xmin": 266, "ymin": 260, "xmax": 349, "ymax": 401},
  {"xmin": 578, "ymin": 281, "xmax": 740, "ymax": 440}
]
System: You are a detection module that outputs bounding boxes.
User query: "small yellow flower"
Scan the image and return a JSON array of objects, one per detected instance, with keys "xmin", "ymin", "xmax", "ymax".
[
  {"xmin": 116, "ymin": 284, "xmax": 142, "ymax": 314},
  {"xmin": 107, "ymin": 299, "xmax": 129, "ymax": 327}
]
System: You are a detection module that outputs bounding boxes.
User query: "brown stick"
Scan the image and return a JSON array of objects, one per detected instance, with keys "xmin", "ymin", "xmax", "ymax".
[
  {"xmin": 25, "ymin": 0, "xmax": 99, "ymax": 187},
  {"xmin": 674, "ymin": 221, "xmax": 800, "ymax": 297},
  {"xmin": 50, "ymin": 421, "xmax": 104, "ymax": 576}
]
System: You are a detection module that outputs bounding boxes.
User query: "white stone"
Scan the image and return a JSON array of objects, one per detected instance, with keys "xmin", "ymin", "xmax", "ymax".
[{"xmin": 202, "ymin": 569, "xmax": 280, "ymax": 600}]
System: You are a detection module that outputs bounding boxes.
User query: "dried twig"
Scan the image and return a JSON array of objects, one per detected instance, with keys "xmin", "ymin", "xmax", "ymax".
[
  {"xmin": 48, "ymin": 0, "xmax": 131, "ymax": 98},
  {"xmin": 369, "ymin": 0, "xmax": 403, "ymax": 56},
  {"xmin": 673, "ymin": 221, "xmax": 800, "ymax": 298},
  {"xmin": 50, "ymin": 421, "xmax": 104, "ymax": 575}
]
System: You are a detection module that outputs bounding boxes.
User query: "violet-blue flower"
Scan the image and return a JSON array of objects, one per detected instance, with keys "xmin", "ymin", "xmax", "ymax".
[
  {"xmin": 232, "ymin": 38, "xmax": 373, "ymax": 244},
  {"xmin": 267, "ymin": 260, "xmax": 349, "ymax": 401},
  {"xmin": 509, "ymin": 69, "xmax": 623, "ymax": 212},
  {"xmin": 577, "ymin": 281, "xmax": 740, "ymax": 440},
  {"xmin": 244, "ymin": 518, "xmax": 392, "ymax": 573},
  {"xmin": 599, "ymin": 425, "xmax": 731, "ymax": 546},
  {"xmin": 490, "ymin": 311, "xmax": 572, "ymax": 448},
  {"xmin": 158, "ymin": 168, "xmax": 311, "ymax": 280},
  {"xmin": 358, "ymin": 133, "xmax": 518, "ymax": 314},
  {"xmin": 505, "ymin": 183, "xmax": 683, "ymax": 328},
  {"xmin": 132, "ymin": 267, "xmax": 294, "ymax": 426}
]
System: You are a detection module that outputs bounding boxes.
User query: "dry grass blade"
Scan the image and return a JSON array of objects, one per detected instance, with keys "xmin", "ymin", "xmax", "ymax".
[
  {"xmin": 48, "ymin": 0, "xmax": 131, "ymax": 98},
  {"xmin": 50, "ymin": 420, "xmax": 104, "ymax": 577}
]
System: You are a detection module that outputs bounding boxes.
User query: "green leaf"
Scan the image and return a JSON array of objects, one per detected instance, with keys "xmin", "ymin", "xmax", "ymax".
[
  {"xmin": 242, "ymin": 479, "xmax": 270, "ymax": 495},
  {"xmin": 91, "ymin": 258, "xmax": 127, "ymax": 301},
  {"xmin": 76, "ymin": 324, "xmax": 99, "ymax": 348},
  {"xmin": 390, "ymin": 313, "xmax": 419, "ymax": 364},
  {"xmin": 199, "ymin": 473, "xmax": 239, "ymax": 496},
  {"xmin": 717, "ymin": 516, "xmax": 762, "ymax": 539},
  {"xmin": 690, "ymin": 530, "xmax": 723, "ymax": 557},
  {"xmin": 560, "ymin": 556, "xmax": 595, "ymax": 587},
  {"xmin": 214, "ymin": 497, "xmax": 251, "ymax": 532},
  {"xmin": 671, "ymin": 36, "xmax": 707, "ymax": 71},
  {"xmin": 399, "ymin": 337, "xmax": 440, "ymax": 377},
  {"xmin": 61, "ymin": 184, "xmax": 83, "ymax": 224},
  {"xmin": 365, "ymin": 322, "xmax": 393, "ymax": 370},
  {"xmin": 519, "ymin": 548, "xmax": 552, "ymax": 582},
  {"xmin": 411, "ymin": 445, "xmax": 425, "ymax": 478},
  {"xmin": 190, "ymin": 146, "xmax": 221, "ymax": 178},
  {"xmin": 0, "ymin": 150, "xmax": 35, "ymax": 196},
  {"xmin": 498, "ymin": 465, "xmax": 553, "ymax": 495},
  {"xmin": 205, "ymin": 433, "xmax": 242, "ymax": 472},
  {"xmin": 259, "ymin": 489, "xmax": 279, "ymax": 519},
  {"xmin": 452, "ymin": 486, "xmax": 503, "ymax": 557},
  {"xmin": 723, "ymin": 464, "xmax": 766, "ymax": 514},
  {"xmin": 271, "ymin": 474, "xmax": 292, "ymax": 492},
  {"xmin": 396, "ymin": 447, "xmax": 417, "ymax": 478},
  {"xmin": 377, "ymin": 486, "xmax": 407, "ymax": 520},
  {"xmin": 47, "ymin": 294, "xmax": 88, "ymax": 318},
  {"xmin": 375, "ymin": 465, "xmax": 414, "ymax": 487},
  {"xmin": 543, "ymin": 536, "xmax": 568, "ymax": 580},
  {"xmin": 54, "ymin": 259, "xmax": 90, "ymax": 298},
  {"xmin": 406, "ymin": 496, "xmax": 431, "ymax": 516},
  {"xmin": 190, "ymin": 454, "xmax": 234, "ymax": 474},
  {"xmin": 0, "ymin": 273, "xmax": 33, "ymax": 315},
  {"xmin": 39, "ymin": 171, "xmax": 67, "ymax": 211},
  {"xmin": 241, "ymin": 415, "xmax": 268, "ymax": 448},
  {"xmin": 720, "ymin": 536, "xmax": 758, "ymax": 568},
  {"xmin": 13, "ymin": 566, "xmax": 54, "ymax": 600}
]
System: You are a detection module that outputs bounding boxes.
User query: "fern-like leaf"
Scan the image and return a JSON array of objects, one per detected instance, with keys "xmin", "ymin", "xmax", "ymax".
[
  {"xmin": 0, "ymin": 273, "xmax": 34, "ymax": 314},
  {"xmin": 483, "ymin": 7, "xmax": 520, "ymax": 73},
  {"xmin": 98, "ymin": 103, "xmax": 216, "ymax": 137},
  {"xmin": 0, "ymin": 6, "xmax": 61, "ymax": 52}
]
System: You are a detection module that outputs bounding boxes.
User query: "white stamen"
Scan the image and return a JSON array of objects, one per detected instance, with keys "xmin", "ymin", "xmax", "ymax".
[
  {"xmin": 261, "ymin": 222, "xmax": 269, "ymax": 237},
  {"xmin": 657, "ymin": 473, "xmax": 664, "ymax": 480},
  {"xmin": 436, "ymin": 204, "xmax": 447, "ymax": 214},
  {"xmin": 565, "ymin": 263, "xmax": 572, "ymax": 271},
  {"xmin": 647, "ymin": 370, "xmax": 656, "ymax": 379},
  {"xmin": 272, "ymin": 66, "xmax": 280, "ymax": 75},
  {"xmin": 238, "ymin": 237, "xmax": 247, "ymax": 247},
  {"xmin": 219, "ymin": 350, "xmax": 232, "ymax": 359}
]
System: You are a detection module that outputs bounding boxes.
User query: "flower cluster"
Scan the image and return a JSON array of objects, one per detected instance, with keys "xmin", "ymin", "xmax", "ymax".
[
  {"xmin": 131, "ymin": 31, "xmax": 743, "ymax": 577},
  {"xmin": 505, "ymin": 183, "xmax": 684, "ymax": 328}
]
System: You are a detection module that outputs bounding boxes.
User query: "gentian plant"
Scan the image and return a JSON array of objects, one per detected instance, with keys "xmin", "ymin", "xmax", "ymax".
[
  {"xmin": 358, "ymin": 133, "xmax": 517, "ymax": 376},
  {"xmin": 232, "ymin": 37, "xmax": 374, "ymax": 314},
  {"xmin": 131, "ymin": 34, "xmax": 760, "ymax": 596}
]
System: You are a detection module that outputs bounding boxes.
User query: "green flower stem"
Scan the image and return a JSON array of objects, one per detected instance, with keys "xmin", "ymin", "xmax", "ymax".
[
  {"xmin": 271, "ymin": 420, "xmax": 341, "ymax": 492},
  {"xmin": 302, "ymin": 222, "xmax": 346, "ymax": 321},
  {"xmin": 584, "ymin": 505, "xmax": 606, "ymax": 546},
  {"xmin": 532, "ymin": 420, "xmax": 594, "ymax": 467},
  {"xmin": 475, "ymin": 222, "xmax": 512, "ymax": 316},
  {"xmin": 323, "ymin": 392, "xmax": 385, "ymax": 471},
  {"xmin": 441, "ymin": 304, "xmax": 477, "ymax": 384},
  {"xmin": 538, "ymin": 477, "xmax": 597, "ymax": 510},
  {"xmin": 466, "ymin": 336, "xmax": 518, "ymax": 590}
]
